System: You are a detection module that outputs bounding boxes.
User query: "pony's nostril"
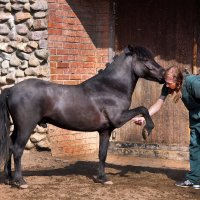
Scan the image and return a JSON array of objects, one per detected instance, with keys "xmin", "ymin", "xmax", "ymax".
[{"xmin": 162, "ymin": 69, "xmax": 166, "ymax": 76}]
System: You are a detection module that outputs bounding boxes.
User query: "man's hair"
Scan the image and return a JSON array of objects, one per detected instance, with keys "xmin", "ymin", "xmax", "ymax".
[{"xmin": 164, "ymin": 66, "xmax": 183, "ymax": 103}]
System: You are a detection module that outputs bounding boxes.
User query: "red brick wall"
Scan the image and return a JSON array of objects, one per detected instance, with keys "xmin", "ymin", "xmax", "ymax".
[{"xmin": 47, "ymin": 0, "xmax": 110, "ymax": 157}]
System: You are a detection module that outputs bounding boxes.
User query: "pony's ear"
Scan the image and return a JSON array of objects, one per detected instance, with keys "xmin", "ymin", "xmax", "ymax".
[
  {"xmin": 128, "ymin": 44, "xmax": 134, "ymax": 52},
  {"xmin": 124, "ymin": 45, "xmax": 134, "ymax": 55}
]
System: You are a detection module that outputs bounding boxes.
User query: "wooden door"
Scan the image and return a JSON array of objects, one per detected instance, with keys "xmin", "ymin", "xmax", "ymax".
[{"xmin": 114, "ymin": 0, "xmax": 199, "ymax": 146}]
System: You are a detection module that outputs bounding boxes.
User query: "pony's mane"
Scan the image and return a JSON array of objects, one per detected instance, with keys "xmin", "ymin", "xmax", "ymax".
[
  {"xmin": 132, "ymin": 46, "xmax": 153, "ymax": 60},
  {"xmin": 103, "ymin": 46, "xmax": 154, "ymax": 70}
]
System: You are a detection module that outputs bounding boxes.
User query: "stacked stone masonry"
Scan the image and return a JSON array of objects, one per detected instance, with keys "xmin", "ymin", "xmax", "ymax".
[{"xmin": 0, "ymin": 0, "xmax": 50, "ymax": 150}]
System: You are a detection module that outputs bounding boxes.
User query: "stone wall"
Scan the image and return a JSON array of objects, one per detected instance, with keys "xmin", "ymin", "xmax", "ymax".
[{"xmin": 0, "ymin": 0, "xmax": 50, "ymax": 150}]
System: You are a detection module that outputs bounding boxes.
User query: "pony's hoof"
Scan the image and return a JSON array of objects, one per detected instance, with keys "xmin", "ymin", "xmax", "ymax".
[
  {"xmin": 4, "ymin": 178, "xmax": 13, "ymax": 185},
  {"xmin": 104, "ymin": 180, "xmax": 113, "ymax": 185},
  {"xmin": 19, "ymin": 184, "xmax": 29, "ymax": 189},
  {"xmin": 142, "ymin": 126, "xmax": 152, "ymax": 140},
  {"xmin": 93, "ymin": 176, "xmax": 113, "ymax": 184},
  {"xmin": 93, "ymin": 176, "xmax": 102, "ymax": 183},
  {"xmin": 142, "ymin": 127, "xmax": 148, "ymax": 140},
  {"xmin": 12, "ymin": 180, "xmax": 29, "ymax": 189}
]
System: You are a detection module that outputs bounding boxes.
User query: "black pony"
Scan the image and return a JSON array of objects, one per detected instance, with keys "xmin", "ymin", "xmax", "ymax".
[{"xmin": 0, "ymin": 45, "xmax": 165, "ymax": 188}]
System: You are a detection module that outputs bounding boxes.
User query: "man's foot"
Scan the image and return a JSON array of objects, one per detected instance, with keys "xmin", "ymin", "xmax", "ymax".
[{"xmin": 175, "ymin": 180, "xmax": 194, "ymax": 188}]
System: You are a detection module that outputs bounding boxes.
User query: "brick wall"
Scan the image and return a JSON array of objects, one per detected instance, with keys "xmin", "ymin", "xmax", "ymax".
[{"xmin": 48, "ymin": 0, "xmax": 111, "ymax": 157}]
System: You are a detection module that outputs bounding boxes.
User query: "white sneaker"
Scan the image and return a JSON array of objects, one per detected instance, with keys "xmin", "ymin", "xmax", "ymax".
[
  {"xmin": 175, "ymin": 180, "xmax": 194, "ymax": 188},
  {"xmin": 193, "ymin": 184, "xmax": 200, "ymax": 189}
]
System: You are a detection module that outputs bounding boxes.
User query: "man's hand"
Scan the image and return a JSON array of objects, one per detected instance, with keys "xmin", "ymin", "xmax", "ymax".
[{"xmin": 133, "ymin": 116, "xmax": 145, "ymax": 125}]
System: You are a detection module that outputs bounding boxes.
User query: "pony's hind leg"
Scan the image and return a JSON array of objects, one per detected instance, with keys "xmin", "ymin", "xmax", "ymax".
[
  {"xmin": 4, "ymin": 155, "xmax": 12, "ymax": 185},
  {"xmin": 4, "ymin": 129, "xmax": 17, "ymax": 185},
  {"xmin": 12, "ymin": 123, "xmax": 37, "ymax": 189}
]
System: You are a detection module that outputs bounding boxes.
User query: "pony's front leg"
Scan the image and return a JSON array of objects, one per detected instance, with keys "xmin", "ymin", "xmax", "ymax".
[
  {"xmin": 96, "ymin": 129, "xmax": 113, "ymax": 184},
  {"xmin": 115, "ymin": 106, "xmax": 154, "ymax": 138}
]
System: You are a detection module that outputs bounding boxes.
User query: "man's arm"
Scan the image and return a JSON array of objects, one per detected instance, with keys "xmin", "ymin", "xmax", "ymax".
[{"xmin": 133, "ymin": 97, "xmax": 166, "ymax": 125}]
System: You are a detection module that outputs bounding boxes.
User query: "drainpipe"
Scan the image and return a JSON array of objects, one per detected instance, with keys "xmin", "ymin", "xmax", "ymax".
[
  {"xmin": 192, "ymin": 1, "xmax": 200, "ymax": 75},
  {"xmin": 108, "ymin": 1, "xmax": 116, "ymax": 63},
  {"xmin": 192, "ymin": 29, "xmax": 198, "ymax": 74}
]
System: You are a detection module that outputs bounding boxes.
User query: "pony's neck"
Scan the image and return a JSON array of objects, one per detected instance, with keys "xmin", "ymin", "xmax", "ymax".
[
  {"xmin": 82, "ymin": 53, "xmax": 138, "ymax": 100},
  {"xmin": 101, "ymin": 54, "xmax": 138, "ymax": 97}
]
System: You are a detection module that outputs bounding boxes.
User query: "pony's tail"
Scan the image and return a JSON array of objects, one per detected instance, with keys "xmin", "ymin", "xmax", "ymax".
[{"xmin": 0, "ymin": 89, "xmax": 10, "ymax": 167}]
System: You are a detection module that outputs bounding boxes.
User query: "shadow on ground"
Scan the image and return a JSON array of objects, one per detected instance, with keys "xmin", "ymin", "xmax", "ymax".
[{"xmin": 0, "ymin": 160, "xmax": 187, "ymax": 184}]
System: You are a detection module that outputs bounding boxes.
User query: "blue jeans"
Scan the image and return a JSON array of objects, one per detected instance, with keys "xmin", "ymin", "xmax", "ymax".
[{"xmin": 186, "ymin": 127, "xmax": 200, "ymax": 184}]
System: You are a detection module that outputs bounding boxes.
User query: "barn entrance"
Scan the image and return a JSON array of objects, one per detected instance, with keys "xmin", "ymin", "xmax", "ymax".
[{"xmin": 111, "ymin": 0, "xmax": 200, "ymax": 158}]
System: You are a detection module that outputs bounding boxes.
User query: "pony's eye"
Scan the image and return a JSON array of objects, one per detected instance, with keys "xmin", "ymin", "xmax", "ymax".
[{"xmin": 145, "ymin": 64, "xmax": 153, "ymax": 70}]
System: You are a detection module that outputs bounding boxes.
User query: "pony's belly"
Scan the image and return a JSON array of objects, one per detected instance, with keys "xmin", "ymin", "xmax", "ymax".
[{"xmin": 45, "ymin": 111, "xmax": 109, "ymax": 132}]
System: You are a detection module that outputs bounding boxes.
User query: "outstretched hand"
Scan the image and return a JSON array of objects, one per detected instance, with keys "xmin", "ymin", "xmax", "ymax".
[{"xmin": 133, "ymin": 116, "xmax": 146, "ymax": 125}]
